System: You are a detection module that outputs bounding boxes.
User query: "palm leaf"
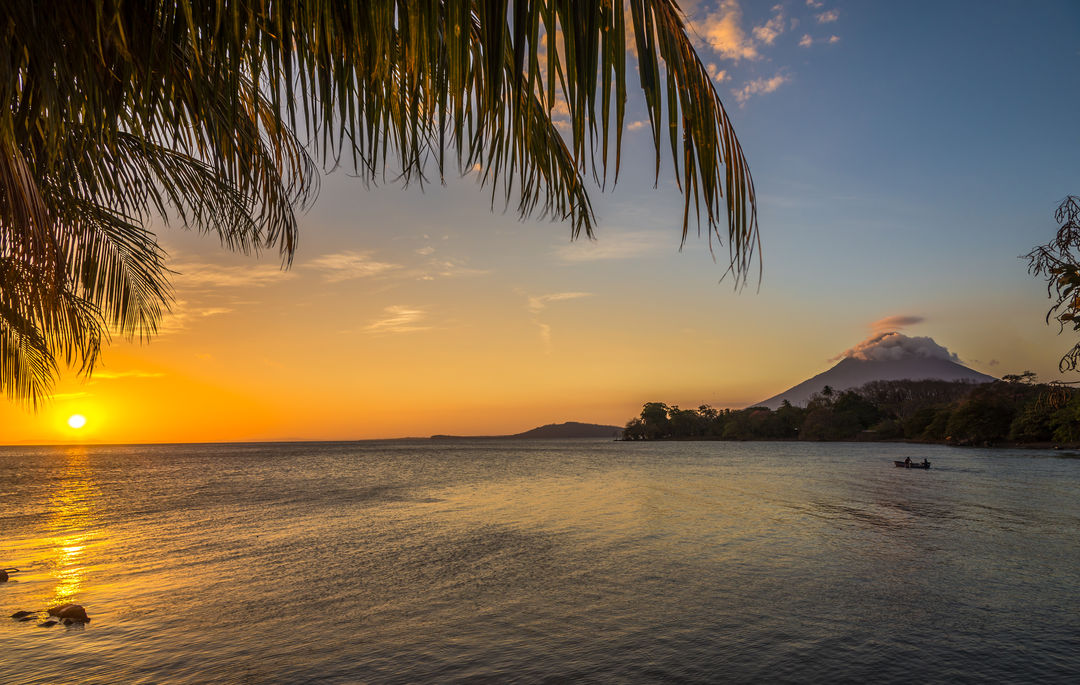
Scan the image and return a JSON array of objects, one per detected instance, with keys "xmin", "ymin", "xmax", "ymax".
[{"xmin": 0, "ymin": 0, "xmax": 759, "ymax": 405}]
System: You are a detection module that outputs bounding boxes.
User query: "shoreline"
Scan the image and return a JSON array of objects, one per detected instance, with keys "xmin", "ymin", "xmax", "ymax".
[{"xmin": 617, "ymin": 436, "xmax": 1080, "ymax": 452}]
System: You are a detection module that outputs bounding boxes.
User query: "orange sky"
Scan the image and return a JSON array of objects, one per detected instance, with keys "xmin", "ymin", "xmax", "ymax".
[{"xmin": 3, "ymin": 1, "xmax": 1077, "ymax": 445}]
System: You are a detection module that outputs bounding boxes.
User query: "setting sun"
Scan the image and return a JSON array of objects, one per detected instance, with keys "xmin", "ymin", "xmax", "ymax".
[{"xmin": 67, "ymin": 414, "xmax": 87, "ymax": 430}]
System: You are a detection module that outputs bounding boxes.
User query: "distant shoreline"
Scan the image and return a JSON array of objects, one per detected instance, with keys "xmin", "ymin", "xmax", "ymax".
[{"xmin": 616, "ymin": 436, "xmax": 1080, "ymax": 452}]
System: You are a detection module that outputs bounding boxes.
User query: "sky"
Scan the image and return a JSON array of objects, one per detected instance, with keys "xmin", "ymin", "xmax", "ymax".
[{"xmin": 3, "ymin": 0, "xmax": 1079, "ymax": 444}]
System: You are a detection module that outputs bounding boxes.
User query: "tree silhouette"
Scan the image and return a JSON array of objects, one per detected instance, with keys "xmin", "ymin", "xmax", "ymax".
[{"xmin": 1026, "ymin": 196, "xmax": 1080, "ymax": 373}]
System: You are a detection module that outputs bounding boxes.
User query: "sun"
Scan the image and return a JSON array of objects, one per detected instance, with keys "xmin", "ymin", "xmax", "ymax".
[{"xmin": 67, "ymin": 414, "xmax": 87, "ymax": 430}]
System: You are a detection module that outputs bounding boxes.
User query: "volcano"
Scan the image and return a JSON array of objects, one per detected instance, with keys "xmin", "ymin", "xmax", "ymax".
[{"xmin": 756, "ymin": 335, "xmax": 996, "ymax": 409}]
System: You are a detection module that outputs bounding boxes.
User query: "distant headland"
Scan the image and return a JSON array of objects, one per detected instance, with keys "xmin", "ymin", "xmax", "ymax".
[{"xmin": 431, "ymin": 421, "xmax": 622, "ymax": 440}]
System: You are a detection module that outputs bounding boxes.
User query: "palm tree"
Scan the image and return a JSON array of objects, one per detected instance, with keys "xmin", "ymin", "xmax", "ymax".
[{"xmin": 1, "ymin": 0, "xmax": 757, "ymax": 405}]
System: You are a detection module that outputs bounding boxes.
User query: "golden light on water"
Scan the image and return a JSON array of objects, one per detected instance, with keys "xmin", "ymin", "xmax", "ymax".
[
  {"xmin": 45, "ymin": 448, "xmax": 99, "ymax": 607},
  {"xmin": 67, "ymin": 414, "xmax": 87, "ymax": 429}
]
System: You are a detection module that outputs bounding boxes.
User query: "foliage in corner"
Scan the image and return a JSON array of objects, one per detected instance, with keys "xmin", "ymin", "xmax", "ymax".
[{"xmin": 1026, "ymin": 196, "xmax": 1080, "ymax": 373}]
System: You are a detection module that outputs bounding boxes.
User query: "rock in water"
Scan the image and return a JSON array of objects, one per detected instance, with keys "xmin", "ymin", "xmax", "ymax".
[
  {"xmin": 10, "ymin": 610, "xmax": 35, "ymax": 619},
  {"xmin": 47, "ymin": 604, "xmax": 90, "ymax": 622},
  {"xmin": 37, "ymin": 620, "xmax": 58, "ymax": 627}
]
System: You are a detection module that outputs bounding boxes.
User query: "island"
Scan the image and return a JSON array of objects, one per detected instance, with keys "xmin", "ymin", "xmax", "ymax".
[{"xmin": 431, "ymin": 421, "xmax": 622, "ymax": 440}]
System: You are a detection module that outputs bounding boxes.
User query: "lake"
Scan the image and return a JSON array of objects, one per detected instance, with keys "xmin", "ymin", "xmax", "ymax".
[{"xmin": 1, "ymin": 439, "xmax": 1078, "ymax": 683}]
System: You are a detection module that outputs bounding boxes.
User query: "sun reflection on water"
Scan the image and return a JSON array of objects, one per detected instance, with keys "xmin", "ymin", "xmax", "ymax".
[{"xmin": 44, "ymin": 447, "xmax": 99, "ymax": 606}]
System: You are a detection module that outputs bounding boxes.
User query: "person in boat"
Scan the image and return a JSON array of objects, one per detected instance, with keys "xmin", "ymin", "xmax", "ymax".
[{"xmin": 905, "ymin": 457, "xmax": 911, "ymax": 466}]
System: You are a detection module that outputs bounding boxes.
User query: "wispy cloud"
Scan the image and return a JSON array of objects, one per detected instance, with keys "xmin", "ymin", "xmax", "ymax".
[
  {"xmin": 627, "ymin": 119, "xmax": 649, "ymax": 131},
  {"xmin": 307, "ymin": 251, "xmax": 401, "ymax": 282},
  {"xmin": 871, "ymin": 315, "xmax": 925, "ymax": 333},
  {"xmin": 419, "ymin": 258, "xmax": 488, "ymax": 281},
  {"xmin": 197, "ymin": 307, "xmax": 234, "ymax": 317},
  {"xmin": 93, "ymin": 370, "xmax": 165, "ymax": 380},
  {"xmin": 49, "ymin": 391, "xmax": 90, "ymax": 400},
  {"xmin": 365, "ymin": 305, "xmax": 430, "ymax": 334},
  {"xmin": 734, "ymin": 72, "xmax": 790, "ymax": 104},
  {"xmin": 806, "ymin": 0, "xmax": 824, "ymax": 8},
  {"xmin": 171, "ymin": 263, "xmax": 291, "ymax": 288},
  {"xmin": 799, "ymin": 33, "xmax": 813, "ymax": 47},
  {"xmin": 527, "ymin": 292, "xmax": 591, "ymax": 351},
  {"xmin": 828, "ymin": 34, "xmax": 840, "ymax": 44},
  {"xmin": 817, "ymin": 9, "xmax": 839, "ymax": 23},
  {"xmin": 156, "ymin": 299, "xmax": 235, "ymax": 335},
  {"xmin": 150, "ymin": 293, "xmax": 236, "ymax": 334},
  {"xmin": 527, "ymin": 292, "xmax": 591, "ymax": 315},
  {"xmin": 535, "ymin": 322, "xmax": 554, "ymax": 349},
  {"xmin": 556, "ymin": 230, "xmax": 669, "ymax": 262}
]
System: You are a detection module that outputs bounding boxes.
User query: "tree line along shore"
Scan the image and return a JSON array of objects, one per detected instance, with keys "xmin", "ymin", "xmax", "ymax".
[{"xmin": 621, "ymin": 376, "xmax": 1080, "ymax": 447}]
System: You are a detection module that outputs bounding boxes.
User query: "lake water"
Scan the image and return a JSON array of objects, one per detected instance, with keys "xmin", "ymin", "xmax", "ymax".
[{"xmin": 1, "ymin": 439, "xmax": 1078, "ymax": 683}]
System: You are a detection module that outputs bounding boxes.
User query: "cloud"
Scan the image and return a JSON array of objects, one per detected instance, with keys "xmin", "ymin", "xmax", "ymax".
[
  {"xmin": 751, "ymin": 6, "xmax": 786, "ymax": 46},
  {"xmin": 691, "ymin": 0, "xmax": 759, "ymax": 61},
  {"xmin": 734, "ymin": 72, "xmax": 790, "ymax": 104},
  {"xmin": 527, "ymin": 292, "xmax": 591, "ymax": 315},
  {"xmin": 155, "ymin": 299, "xmax": 235, "ymax": 335},
  {"xmin": 836, "ymin": 332, "xmax": 960, "ymax": 363},
  {"xmin": 828, "ymin": 35, "xmax": 840, "ymax": 44},
  {"xmin": 527, "ymin": 292, "xmax": 591, "ymax": 351},
  {"xmin": 48, "ymin": 391, "xmax": 90, "ymax": 400},
  {"xmin": 706, "ymin": 63, "xmax": 729, "ymax": 83},
  {"xmin": 309, "ymin": 248, "xmax": 484, "ymax": 284},
  {"xmin": 627, "ymin": 119, "xmax": 649, "ymax": 131},
  {"xmin": 806, "ymin": 0, "xmax": 823, "ymax": 8},
  {"xmin": 365, "ymin": 306, "xmax": 430, "ymax": 334},
  {"xmin": 171, "ymin": 263, "xmax": 291, "ymax": 288},
  {"xmin": 422, "ymin": 258, "xmax": 488, "ymax": 280},
  {"xmin": 536, "ymin": 321, "xmax": 553, "ymax": 348},
  {"xmin": 92, "ymin": 370, "xmax": 165, "ymax": 379},
  {"xmin": 870, "ymin": 315, "xmax": 925, "ymax": 332},
  {"xmin": 817, "ymin": 9, "xmax": 839, "ymax": 23},
  {"xmin": 307, "ymin": 251, "xmax": 401, "ymax": 282},
  {"xmin": 198, "ymin": 307, "xmax": 234, "ymax": 317},
  {"xmin": 799, "ymin": 34, "xmax": 813, "ymax": 47},
  {"xmin": 556, "ymin": 230, "xmax": 669, "ymax": 262}
]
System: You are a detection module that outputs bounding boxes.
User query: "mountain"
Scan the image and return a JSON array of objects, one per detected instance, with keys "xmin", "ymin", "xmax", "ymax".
[
  {"xmin": 509, "ymin": 421, "xmax": 623, "ymax": 439},
  {"xmin": 430, "ymin": 421, "xmax": 622, "ymax": 440},
  {"xmin": 756, "ymin": 356, "xmax": 996, "ymax": 409}
]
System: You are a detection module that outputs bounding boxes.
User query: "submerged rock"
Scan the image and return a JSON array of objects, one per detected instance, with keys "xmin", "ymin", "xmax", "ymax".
[
  {"xmin": 37, "ymin": 620, "xmax": 58, "ymax": 627},
  {"xmin": 47, "ymin": 604, "xmax": 90, "ymax": 623},
  {"xmin": 10, "ymin": 610, "xmax": 35, "ymax": 619}
]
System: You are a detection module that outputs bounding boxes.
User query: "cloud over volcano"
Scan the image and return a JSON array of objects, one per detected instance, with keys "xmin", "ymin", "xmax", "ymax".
[{"xmin": 837, "ymin": 332, "xmax": 959, "ymax": 363}]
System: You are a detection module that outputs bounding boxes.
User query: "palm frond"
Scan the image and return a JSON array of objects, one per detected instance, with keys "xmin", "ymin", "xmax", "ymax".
[{"xmin": 0, "ymin": 0, "xmax": 759, "ymax": 405}]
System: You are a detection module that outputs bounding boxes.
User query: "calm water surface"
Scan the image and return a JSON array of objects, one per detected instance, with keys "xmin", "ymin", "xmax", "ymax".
[{"xmin": 1, "ymin": 439, "xmax": 1078, "ymax": 683}]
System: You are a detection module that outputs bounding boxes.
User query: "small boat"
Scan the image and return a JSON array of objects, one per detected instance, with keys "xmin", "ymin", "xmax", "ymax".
[{"xmin": 894, "ymin": 460, "xmax": 931, "ymax": 469}]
